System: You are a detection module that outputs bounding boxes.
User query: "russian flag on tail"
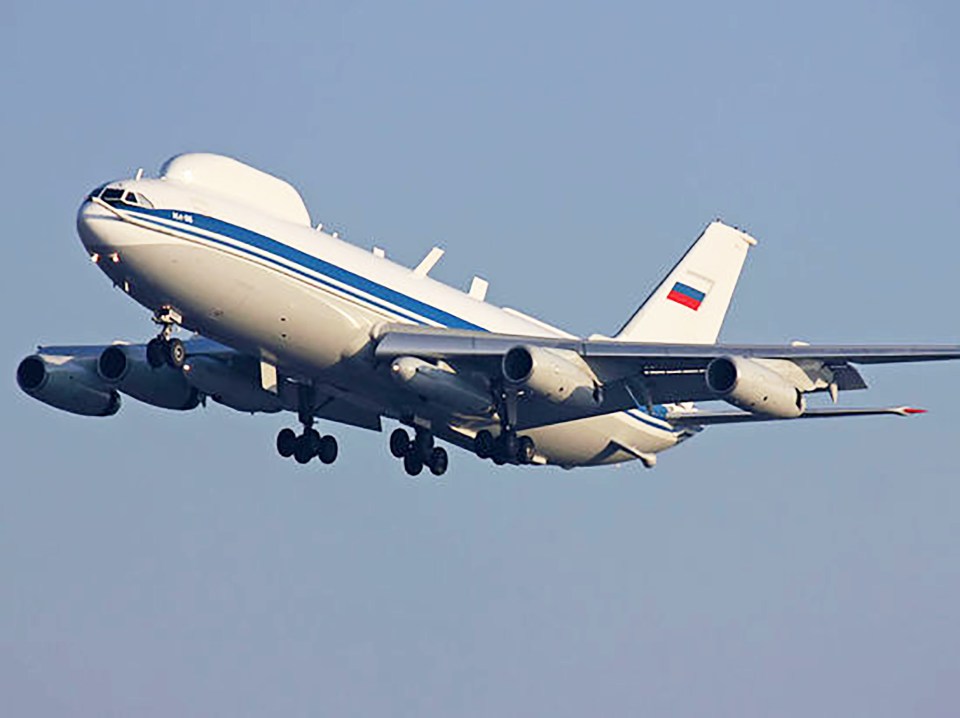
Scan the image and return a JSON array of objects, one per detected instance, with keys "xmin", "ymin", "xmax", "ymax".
[{"xmin": 667, "ymin": 281, "xmax": 706, "ymax": 311}]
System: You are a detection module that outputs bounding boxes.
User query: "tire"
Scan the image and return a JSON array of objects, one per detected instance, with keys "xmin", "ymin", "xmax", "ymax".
[
  {"xmin": 146, "ymin": 338, "xmax": 166, "ymax": 369},
  {"xmin": 474, "ymin": 429, "xmax": 495, "ymax": 459},
  {"xmin": 517, "ymin": 436, "xmax": 536, "ymax": 465},
  {"xmin": 293, "ymin": 435, "xmax": 314, "ymax": 464},
  {"xmin": 276, "ymin": 428, "xmax": 297, "ymax": 458},
  {"xmin": 428, "ymin": 447, "xmax": 448, "ymax": 476},
  {"xmin": 303, "ymin": 428, "xmax": 321, "ymax": 455},
  {"xmin": 413, "ymin": 430, "xmax": 434, "ymax": 460},
  {"xmin": 165, "ymin": 337, "xmax": 186, "ymax": 369},
  {"xmin": 389, "ymin": 428, "xmax": 410, "ymax": 458},
  {"xmin": 499, "ymin": 432, "xmax": 519, "ymax": 463},
  {"xmin": 317, "ymin": 435, "xmax": 338, "ymax": 465},
  {"xmin": 403, "ymin": 451, "xmax": 424, "ymax": 476}
]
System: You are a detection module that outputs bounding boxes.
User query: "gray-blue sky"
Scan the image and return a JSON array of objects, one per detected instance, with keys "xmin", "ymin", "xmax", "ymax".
[{"xmin": 2, "ymin": 1, "xmax": 958, "ymax": 715}]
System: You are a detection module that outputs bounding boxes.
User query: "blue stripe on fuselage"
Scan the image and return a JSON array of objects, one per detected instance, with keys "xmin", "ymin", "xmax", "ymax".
[{"xmin": 108, "ymin": 201, "xmax": 483, "ymax": 330}]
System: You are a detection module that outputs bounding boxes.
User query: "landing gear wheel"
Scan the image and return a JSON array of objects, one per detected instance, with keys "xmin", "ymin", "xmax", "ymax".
[
  {"xmin": 390, "ymin": 428, "xmax": 411, "ymax": 459},
  {"xmin": 165, "ymin": 337, "xmax": 186, "ymax": 369},
  {"xmin": 428, "ymin": 447, "xmax": 448, "ymax": 476},
  {"xmin": 303, "ymin": 428, "xmax": 321, "ymax": 455},
  {"xmin": 294, "ymin": 434, "xmax": 315, "ymax": 464},
  {"xmin": 317, "ymin": 435, "xmax": 338, "ymax": 464},
  {"xmin": 146, "ymin": 338, "xmax": 166, "ymax": 369},
  {"xmin": 413, "ymin": 430, "xmax": 434, "ymax": 460},
  {"xmin": 499, "ymin": 433, "xmax": 519, "ymax": 463},
  {"xmin": 474, "ymin": 429, "xmax": 495, "ymax": 459},
  {"xmin": 517, "ymin": 436, "xmax": 536, "ymax": 465},
  {"xmin": 403, "ymin": 451, "xmax": 424, "ymax": 476},
  {"xmin": 276, "ymin": 428, "xmax": 297, "ymax": 458}
]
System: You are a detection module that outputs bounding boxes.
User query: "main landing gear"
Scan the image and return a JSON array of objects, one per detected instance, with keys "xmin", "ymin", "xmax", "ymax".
[
  {"xmin": 276, "ymin": 426, "xmax": 339, "ymax": 465},
  {"xmin": 276, "ymin": 383, "xmax": 339, "ymax": 466},
  {"xmin": 472, "ymin": 384, "xmax": 536, "ymax": 465},
  {"xmin": 146, "ymin": 307, "xmax": 186, "ymax": 369},
  {"xmin": 389, "ymin": 427, "xmax": 448, "ymax": 477},
  {"xmin": 473, "ymin": 429, "xmax": 535, "ymax": 465}
]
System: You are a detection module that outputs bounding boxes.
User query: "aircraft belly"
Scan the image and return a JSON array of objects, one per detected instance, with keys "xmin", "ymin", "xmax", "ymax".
[{"xmin": 524, "ymin": 413, "xmax": 680, "ymax": 467}]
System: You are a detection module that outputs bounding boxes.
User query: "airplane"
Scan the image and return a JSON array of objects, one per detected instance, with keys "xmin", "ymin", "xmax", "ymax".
[{"xmin": 16, "ymin": 153, "xmax": 960, "ymax": 475}]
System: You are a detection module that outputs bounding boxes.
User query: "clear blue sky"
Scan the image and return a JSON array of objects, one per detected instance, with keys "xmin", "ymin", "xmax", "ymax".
[{"xmin": 2, "ymin": 1, "xmax": 959, "ymax": 715}]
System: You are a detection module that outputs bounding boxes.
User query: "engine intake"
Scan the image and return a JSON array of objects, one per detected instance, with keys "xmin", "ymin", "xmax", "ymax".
[
  {"xmin": 17, "ymin": 356, "xmax": 47, "ymax": 391},
  {"xmin": 502, "ymin": 345, "xmax": 601, "ymax": 408},
  {"xmin": 706, "ymin": 355, "xmax": 805, "ymax": 418}
]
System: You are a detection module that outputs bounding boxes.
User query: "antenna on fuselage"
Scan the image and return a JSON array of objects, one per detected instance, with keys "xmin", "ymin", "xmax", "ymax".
[
  {"xmin": 135, "ymin": 168, "xmax": 144, "ymax": 181},
  {"xmin": 413, "ymin": 246, "xmax": 444, "ymax": 277},
  {"xmin": 468, "ymin": 276, "xmax": 489, "ymax": 301}
]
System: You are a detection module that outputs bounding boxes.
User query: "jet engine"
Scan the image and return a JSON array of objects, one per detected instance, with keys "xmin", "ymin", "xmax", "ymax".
[
  {"xmin": 390, "ymin": 356, "xmax": 493, "ymax": 416},
  {"xmin": 97, "ymin": 345, "xmax": 200, "ymax": 410},
  {"xmin": 17, "ymin": 354, "xmax": 121, "ymax": 417},
  {"xmin": 705, "ymin": 355, "xmax": 805, "ymax": 418},
  {"xmin": 501, "ymin": 345, "xmax": 602, "ymax": 408}
]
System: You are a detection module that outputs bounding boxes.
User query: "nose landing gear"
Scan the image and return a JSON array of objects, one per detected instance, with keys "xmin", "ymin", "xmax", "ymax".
[
  {"xmin": 146, "ymin": 307, "xmax": 187, "ymax": 369},
  {"xmin": 389, "ymin": 427, "xmax": 448, "ymax": 477}
]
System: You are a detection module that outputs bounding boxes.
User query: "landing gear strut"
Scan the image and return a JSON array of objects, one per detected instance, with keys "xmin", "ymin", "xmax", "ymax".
[
  {"xmin": 276, "ymin": 384, "xmax": 339, "ymax": 466},
  {"xmin": 389, "ymin": 427, "xmax": 448, "ymax": 477},
  {"xmin": 146, "ymin": 307, "xmax": 186, "ymax": 369}
]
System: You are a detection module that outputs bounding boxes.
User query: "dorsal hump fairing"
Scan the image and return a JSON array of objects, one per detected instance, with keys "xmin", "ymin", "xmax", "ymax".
[{"xmin": 159, "ymin": 153, "xmax": 312, "ymax": 227}]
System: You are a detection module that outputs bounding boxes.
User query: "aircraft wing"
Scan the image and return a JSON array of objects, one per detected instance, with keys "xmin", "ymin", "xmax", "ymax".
[
  {"xmin": 374, "ymin": 325, "xmax": 960, "ymax": 428},
  {"xmin": 22, "ymin": 338, "xmax": 383, "ymax": 432},
  {"xmin": 375, "ymin": 325, "xmax": 960, "ymax": 367}
]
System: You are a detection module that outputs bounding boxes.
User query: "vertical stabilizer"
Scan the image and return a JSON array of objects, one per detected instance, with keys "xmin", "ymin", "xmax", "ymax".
[{"xmin": 614, "ymin": 221, "xmax": 757, "ymax": 344}]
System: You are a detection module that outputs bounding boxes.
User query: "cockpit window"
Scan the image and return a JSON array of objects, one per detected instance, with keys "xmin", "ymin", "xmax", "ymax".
[
  {"xmin": 92, "ymin": 186, "xmax": 154, "ymax": 209},
  {"xmin": 130, "ymin": 192, "xmax": 153, "ymax": 208}
]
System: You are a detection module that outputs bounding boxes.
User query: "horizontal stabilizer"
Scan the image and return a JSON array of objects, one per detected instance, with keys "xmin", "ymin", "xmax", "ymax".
[{"xmin": 667, "ymin": 406, "xmax": 927, "ymax": 426}]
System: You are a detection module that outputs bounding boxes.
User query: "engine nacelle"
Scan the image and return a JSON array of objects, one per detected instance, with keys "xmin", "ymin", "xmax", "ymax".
[
  {"xmin": 705, "ymin": 355, "xmax": 806, "ymax": 418},
  {"xmin": 501, "ymin": 345, "xmax": 601, "ymax": 408},
  {"xmin": 183, "ymin": 355, "xmax": 284, "ymax": 413},
  {"xmin": 17, "ymin": 354, "xmax": 121, "ymax": 417},
  {"xmin": 390, "ymin": 356, "xmax": 493, "ymax": 416},
  {"xmin": 97, "ymin": 345, "xmax": 200, "ymax": 410}
]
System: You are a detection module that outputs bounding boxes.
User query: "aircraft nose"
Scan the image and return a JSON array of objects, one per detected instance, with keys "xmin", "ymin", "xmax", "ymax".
[{"xmin": 76, "ymin": 196, "xmax": 114, "ymax": 253}]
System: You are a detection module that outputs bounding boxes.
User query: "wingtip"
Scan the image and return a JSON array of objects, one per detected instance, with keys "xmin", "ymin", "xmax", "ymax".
[{"xmin": 900, "ymin": 407, "xmax": 927, "ymax": 416}]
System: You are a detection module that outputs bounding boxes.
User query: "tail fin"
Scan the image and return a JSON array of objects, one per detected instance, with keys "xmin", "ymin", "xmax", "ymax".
[{"xmin": 614, "ymin": 221, "xmax": 757, "ymax": 344}]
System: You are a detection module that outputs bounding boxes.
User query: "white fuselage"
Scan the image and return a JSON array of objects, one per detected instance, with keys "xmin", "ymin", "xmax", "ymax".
[{"xmin": 77, "ymin": 175, "xmax": 691, "ymax": 467}]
